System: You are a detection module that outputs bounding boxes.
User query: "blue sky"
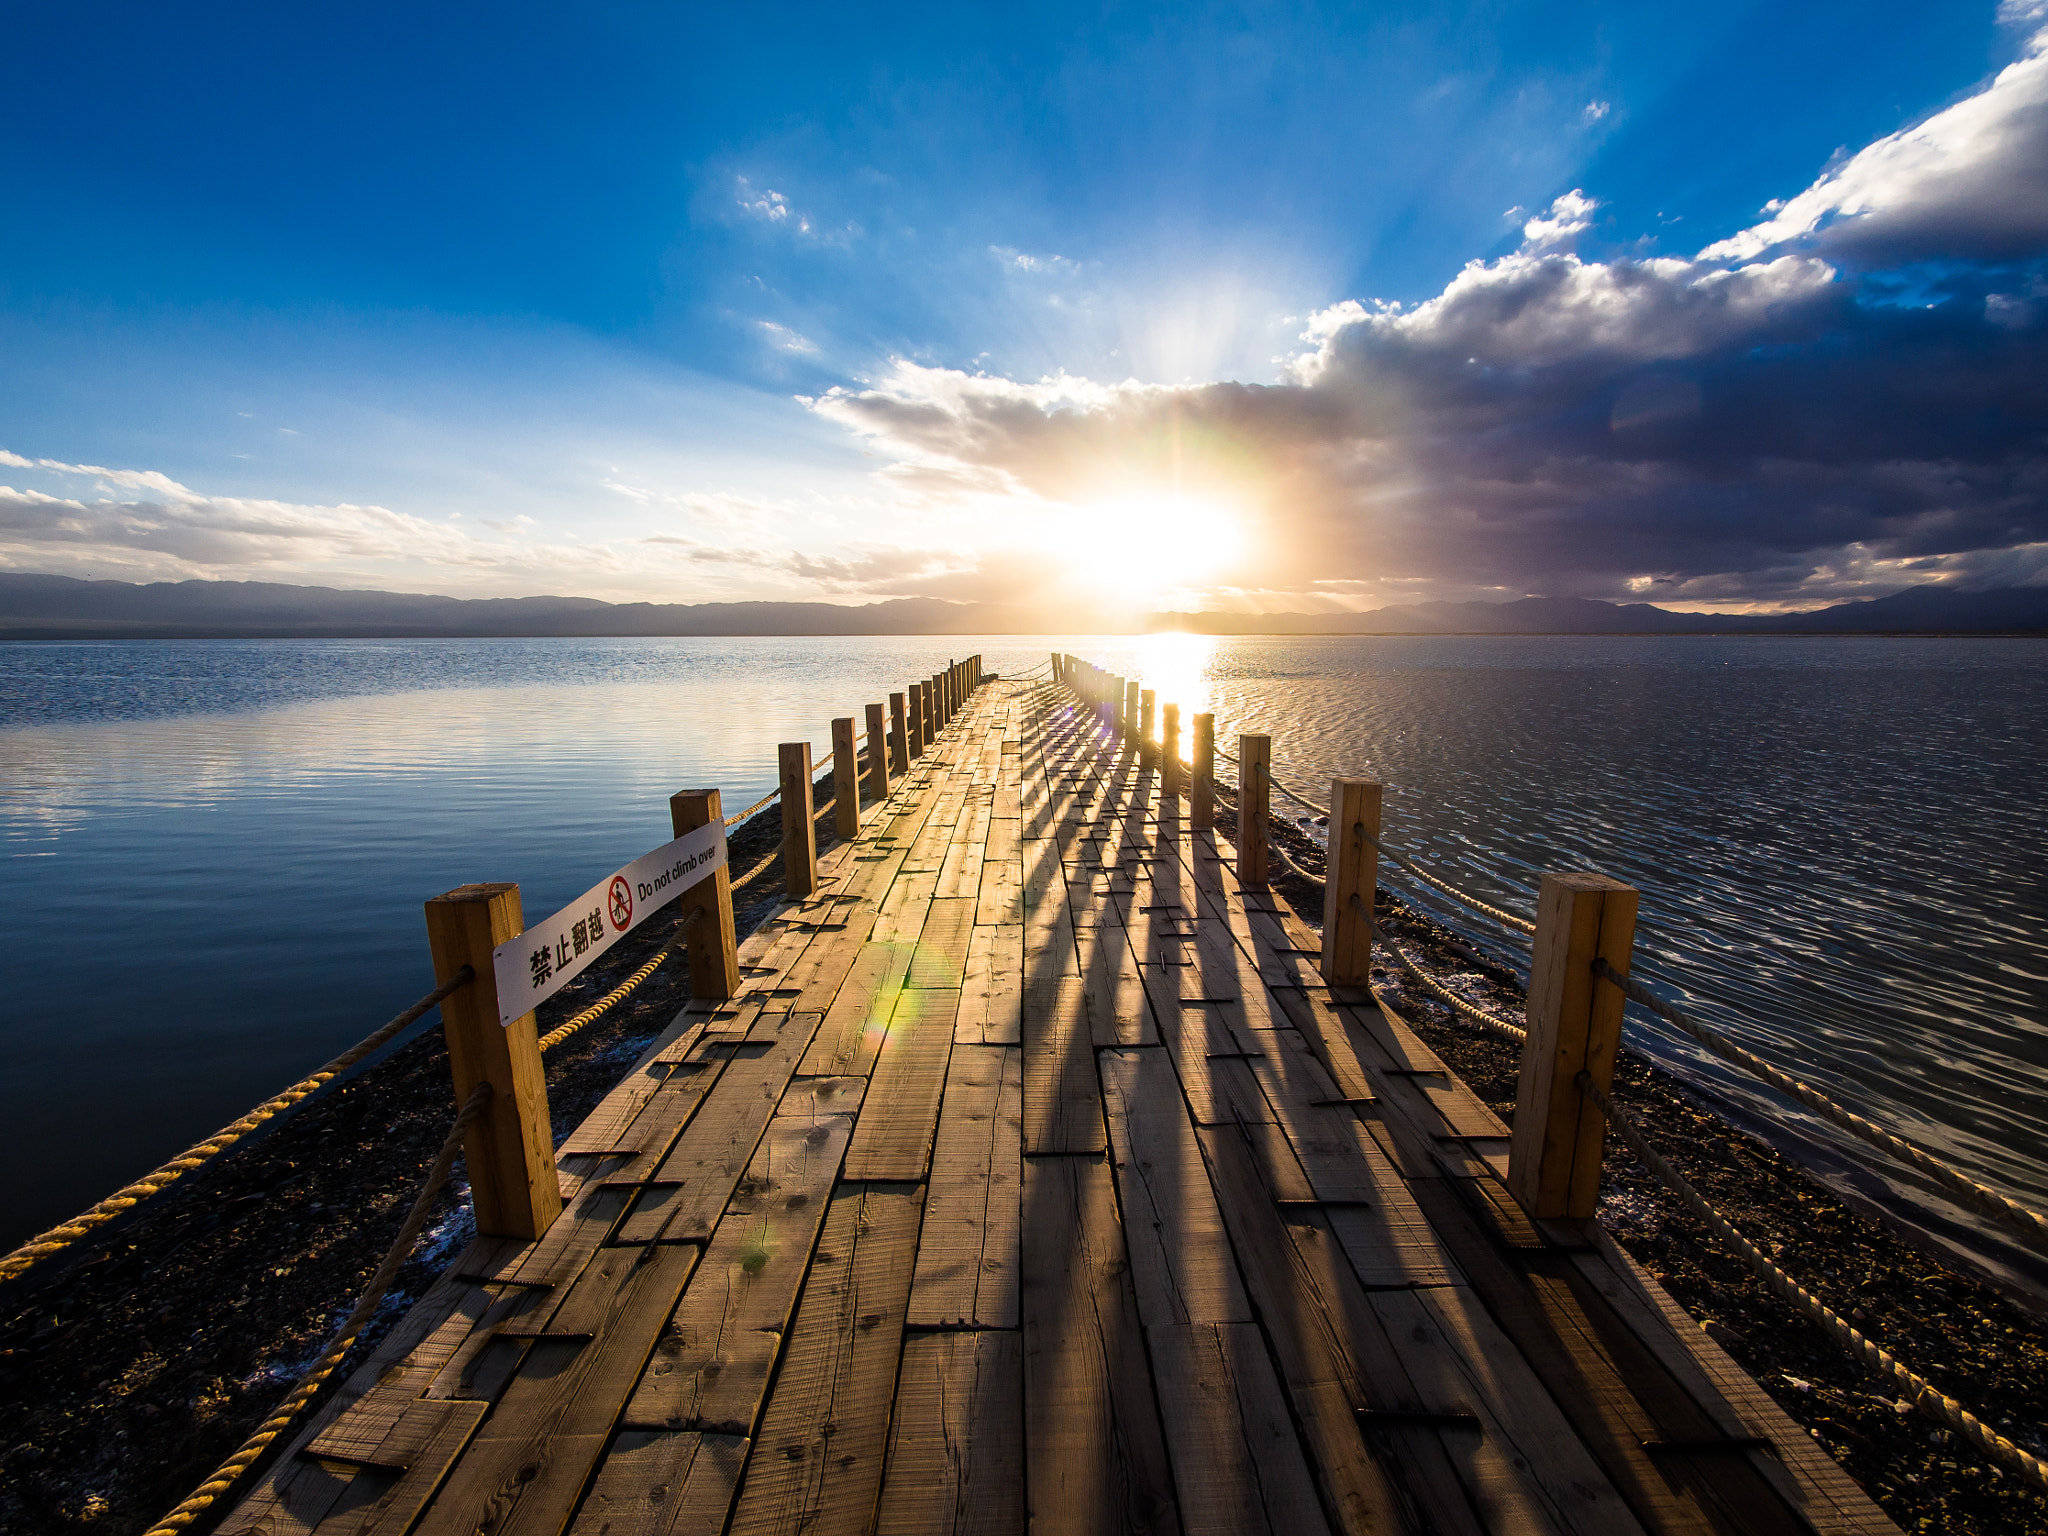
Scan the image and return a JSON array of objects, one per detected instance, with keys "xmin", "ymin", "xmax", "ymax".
[{"xmin": 3, "ymin": 0, "xmax": 2044, "ymax": 613}]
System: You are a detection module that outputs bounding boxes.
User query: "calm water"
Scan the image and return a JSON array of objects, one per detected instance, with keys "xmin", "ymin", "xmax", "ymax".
[{"xmin": 3, "ymin": 635, "xmax": 2045, "ymax": 1285}]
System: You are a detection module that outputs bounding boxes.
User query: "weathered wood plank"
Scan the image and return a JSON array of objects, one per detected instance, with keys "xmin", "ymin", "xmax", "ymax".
[
  {"xmin": 621, "ymin": 1091, "xmax": 858, "ymax": 1433},
  {"xmin": 910, "ymin": 897, "xmax": 976, "ymax": 989},
  {"xmin": 876, "ymin": 1331, "xmax": 1025, "ymax": 1536},
  {"xmin": 728, "ymin": 1183, "xmax": 925, "ymax": 1536},
  {"xmin": 958, "ymin": 923, "xmax": 1024, "ymax": 1045},
  {"xmin": 219, "ymin": 1400, "xmax": 488, "ymax": 1536},
  {"xmin": 614, "ymin": 1011, "xmax": 823, "ymax": 1244},
  {"xmin": 910, "ymin": 1045, "xmax": 1023, "ymax": 1328},
  {"xmin": 1098, "ymin": 1048, "xmax": 1249, "ymax": 1328},
  {"xmin": 1148, "ymin": 1322, "xmax": 1330, "ymax": 1536},
  {"xmin": 1020, "ymin": 1154, "xmax": 1179, "ymax": 1536},
  {"xmin": 409, "ymin": 1243, "xmax": 702, "ymax": 1536},
  {"xmin": 799, "ymin": 941, "xmax": 914, "ymax": 1077},
  {"xmin": 844, "ymin": 986, "xmax": 959, "ymax": 1180},
  {"xmin": 1020, "ymin": 975, "xmax": 1103, "ymax": 1155}
]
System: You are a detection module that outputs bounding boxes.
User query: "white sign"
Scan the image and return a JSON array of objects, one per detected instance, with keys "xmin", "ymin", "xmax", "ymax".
[{"xmin": 490, "ymin": 820, "xmax": 728, "ymax": 1027}]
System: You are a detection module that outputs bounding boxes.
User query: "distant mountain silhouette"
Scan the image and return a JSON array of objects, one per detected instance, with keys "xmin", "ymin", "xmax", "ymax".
[{"xmin": 1, "ymin": 571, "xmax": 2044, "ymax": 639}]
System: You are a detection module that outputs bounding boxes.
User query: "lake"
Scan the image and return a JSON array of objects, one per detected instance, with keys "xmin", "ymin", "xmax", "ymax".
[{"xmin": 3, "ymin": 634, "xmax": 2044, "ymax": 1285}]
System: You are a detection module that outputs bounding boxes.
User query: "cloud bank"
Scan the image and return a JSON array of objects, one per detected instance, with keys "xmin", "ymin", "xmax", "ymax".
[{"xmin": 817, "ymin": 39, "xmax": 2048, "ymax": 608}]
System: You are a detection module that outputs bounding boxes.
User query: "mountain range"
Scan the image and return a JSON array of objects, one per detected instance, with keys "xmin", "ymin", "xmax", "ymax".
[{"xmin": 1, "ymin": 572, "xmax": 2045, "ymax": 639}]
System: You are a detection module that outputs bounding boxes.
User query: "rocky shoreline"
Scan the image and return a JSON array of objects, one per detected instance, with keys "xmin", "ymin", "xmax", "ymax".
[
  {"xmin": 3, "ymin": 779, "xmax": 2042, "ymax": 1534},
  {"xmin": 1246, "ymin": 807, "xmax": 2048, "ymax": 1536}
]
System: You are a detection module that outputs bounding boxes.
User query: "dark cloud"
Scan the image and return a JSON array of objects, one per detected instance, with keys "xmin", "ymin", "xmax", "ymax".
[{"xmin": 816, "ymin": 41, "xmax": 2048, "ymax": 607}]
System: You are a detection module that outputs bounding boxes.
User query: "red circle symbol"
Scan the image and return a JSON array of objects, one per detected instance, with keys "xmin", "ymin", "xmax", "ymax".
[{"xmin": 608, "ymin": 876, "xmax": 633, "ymax": 932}]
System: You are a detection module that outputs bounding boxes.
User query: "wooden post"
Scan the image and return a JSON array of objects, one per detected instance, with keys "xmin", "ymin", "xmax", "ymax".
[
  {"xmin": 865, "ymin": 702, "xmax": 891, "ymax": 801},
  {"xmin": 1125, "ymin": 681, "xmax": 1141, "ymax": 744},
  {"xmin": 779, "ymin": 742, "xmax": 818, "ymax": 898},
  {"xmin": 1508, "ymin": 873, "xmax": 1640, "ymax": 1221},
  {"xmin": 670, "ymin": 789, "xmax": 740, "ymax": 1002},
  {"xmin": 423, "ymin": 884, "xmax": 561, "ymax": 1240},
  {"xmin": 906, "ymin": 684, "xmax": 924, "ymax": 759},
  {"xmin": 1051, "ymin": 652, "xmax": 1063, "ymax": 683},
  {"xmin": 1161, "ymin": 704, "xmax": 1182, "ymax": 800},
  {"xmin": 1237, "ymin": 734, "xmax": 1270, "ymax": 887},
  {"xmin": 1191, "ymin": 713, "xmax": 1215, "ymax": 831},
  {"xmin": 1139, "ymin": 689, "xmax": 1157, "ymax": 769},
  {"xmin": 890, "ymin": 691, "xmax": 909, "ymax": 773},
  {"xmin": 831, "ymin": 716, "xmax": 860, "ymax": 840},
  {"xmin": 1319, "ymin": 780, "xmax": 1381, "ymax": 986}
]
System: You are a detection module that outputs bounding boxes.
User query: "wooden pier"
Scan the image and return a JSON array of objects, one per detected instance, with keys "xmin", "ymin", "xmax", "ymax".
[{"xmin": 223, "ymin": 675, "xmax": 1898, "ymax": 1536}]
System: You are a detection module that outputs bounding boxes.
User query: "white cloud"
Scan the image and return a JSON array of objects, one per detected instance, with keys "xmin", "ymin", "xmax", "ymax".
[
  {"xmin": 1583, "ymin": 100, "xmax": 1612, "ymax": 122},
  {"xmin": 1520, "ymin": 189, "xmax": 1600, "ymax": 250},
  {"xmin": 735, "ymin": 176, "xmax": 814, "ymax": 235},
  {"xmin": 1699, "ymin": 37, "xmax": 2048, "ymax": 262},
  {"xmin": 758, "ymin": 319, "xmax": 820, "ymax": 354},
  {"xmin": 990, "ymin": 246, "xmax": 1080, "ymax": 275}
]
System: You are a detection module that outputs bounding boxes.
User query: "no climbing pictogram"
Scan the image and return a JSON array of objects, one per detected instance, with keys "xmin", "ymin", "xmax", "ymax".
[{"xmin": 608, "ymin": 876, "xmax": 633, "ymax": 932}]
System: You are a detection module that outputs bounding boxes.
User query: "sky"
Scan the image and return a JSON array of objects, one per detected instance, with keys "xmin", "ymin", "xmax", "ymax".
[{"xmin": 2, "ymin": 0, "xmax": 2045, "ymax": 616}]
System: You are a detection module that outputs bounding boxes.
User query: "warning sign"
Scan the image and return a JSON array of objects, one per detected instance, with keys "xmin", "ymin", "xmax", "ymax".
[{"xmin": 489, "ymin": 818, "xmax": 728, "ymax": 1027}]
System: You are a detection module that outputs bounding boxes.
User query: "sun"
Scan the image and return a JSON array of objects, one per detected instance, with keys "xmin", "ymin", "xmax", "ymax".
[{"xmin": 1072, "ymin": 493, "xmax": 1245, "ymax": 592}]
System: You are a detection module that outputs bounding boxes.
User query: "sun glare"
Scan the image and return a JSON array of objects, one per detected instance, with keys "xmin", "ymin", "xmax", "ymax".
[{"xmin": 1076, "ymin": 494, "xmax": 1245, "ymax": 592}]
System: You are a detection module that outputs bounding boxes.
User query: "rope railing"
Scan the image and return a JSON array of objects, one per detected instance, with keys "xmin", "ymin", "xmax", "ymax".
[
  {"xmin": 536, "ymin": 908, "xmax": 703, "ymax": 1054},
  {"xmin": 144, "ymin": 1079, "xmax": 496, "ymax": 1535},
  {"xmin": 1356, "ymin": 825, "xmax": 1538, "ymax": 937},
  {"xmin": 724, "ymin": 787, "xmax": 780, "ymax": 827},
  {"xmin": 0, "ymin": 966, "xmax": 476, "ymax": 1286},
  {"xmin": 1336, "ymin": 890, "xmax": 1531, "ymax": 1043},
  {"xmin": 1578, "ymin": 1070, "xmax": 2048, "ymax": 1500},
  {"xmin": 1593, "ymin": 959, "xmax": 2048, "ymax": 1252},
  {"xmin": 1207, "ymin": 724, "xmax": 1536, "ymax": 935}
]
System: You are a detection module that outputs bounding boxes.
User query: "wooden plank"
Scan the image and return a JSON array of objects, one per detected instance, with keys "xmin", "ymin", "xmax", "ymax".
[
  {"xmin": 1020, "ymin": 974, "xmax": 1104, "ymax": 1154},
  {"xmin": 844, "ymin": 986, "xmax": 959, "ymax": 1180},
  {"xmin": 613, "ymin": 1011, "xmax": 822, "ymax": 1244},
  {"xmin": 1153, "ymin": 999, "xmax": 1275, "ymax": 1128},
  {"xmin": 910, "ymin": 1045, "xmax": 1023, "ymax": 1328},
  {"xmin": 937, "ymin": 797, "xmax": 992, "ymax": 900},
  {"xmin": 729, "ymin": 1183, "xmax": 926, "ymax": 1536},
  {"xmin": 1148, "ymin": 1322, "xmax": 1330, "ymax": 1536},
  {"xmin": 877, "ymin": 1332, "xmax": 1025, "ymax": 1536},
  {"xmin": 410, "ymin": 1243, "xmax": 702, "ymax": 1536},
  {"xmin": 621, "ymin": 1091, "xmax": 858, "ymax": 1433},
  {"xmin": 1407, "ymin": 1180, "xmax": 1748, "ymax": 1535},
  {"xmin": 799, "ymin": 941, "xmax": 914, "ymax": 1077},
  {"xmin": 556, "ymin": 1016, "xmax": 710, "ymax": 1156},
  {"xmin": 1020, "ymin": 1155, "xmax": 1180, "ymax": 1536},
  {"xmin": 1393, "ymin": 1284, "xmax": 1653, "ymax": 1536},
  {"xmin": 1098, "ymin": 1049, "xmax": 1249, "ymax": 1328},
  {"xmin": 1192, "ymin": 1123, "xmax": 1422, "ymax": 1536},
  {"xmin": 1077, "ymin": 925, "xmax": 1157, "ymax": 1046},
  {"xmin": 910, "ymin": 897, "xmax": 976, "ymax": 989},
  {"xmin": 1578, "ymin": 1230, "xmax": 1901, "ymax": 1535},
  {"xmin": 568, "ymin": 1431, "xmax": 750, "ymax": 1536},
  {"xmin": 958, "ymin": 923, "xmax": 1023, "ymax": 1045},
  {"xmin": 218, "ymin": 1400, "xmax": 488, "ymax": 1536},
  {"xmin": 977, "ymin": 817, "xmax": 1025, "ymax": 925}
]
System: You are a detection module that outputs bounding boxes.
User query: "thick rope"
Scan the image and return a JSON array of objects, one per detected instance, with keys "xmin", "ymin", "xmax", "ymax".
[
  {"xmin": 728, "ymin": 842, "xmax": 784, "ymax": 893},
  {"xmin": 1578, "ymin": 1071, "xmax": 2048, "ymax": 1497},
  {"xmin": 1266, "ymin": 769, "xmax": 1332, "ymax": 820},
  {"xmin": 1593, "ymin": 960, "xmax": 2048, "ymax": 1251},
  {"xmin": 536, "ymin": 909, "xmax": 703, "ymax": 1054},
  {"xmin": 144, "ymin": 1080, "xmax": 496, "ymax": 1535},
  {"xmin": 1268, "ymin": 836, "xmax": 1326, "ymax": 884},
  {"xmin": 724, "ymin": 787, "xmax": 781, "ymax": 827},
  {"xmin": 0, "ymin": 967, "xmax": 474, "ymax": 1286},
  {"xmin": 1355, "ymin": 825, "xmax": 1538, "ymax": 936},
  {"xmin": 1382, "ymin": 932, "xmax": 1529, "ymax": 1044}
]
